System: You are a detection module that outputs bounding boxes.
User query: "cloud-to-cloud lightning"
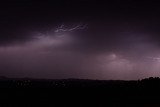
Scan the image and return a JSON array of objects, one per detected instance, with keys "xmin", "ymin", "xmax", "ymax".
[{"xmin": 54, "ymin": 24, "xmax": 87, "ymax": 33}]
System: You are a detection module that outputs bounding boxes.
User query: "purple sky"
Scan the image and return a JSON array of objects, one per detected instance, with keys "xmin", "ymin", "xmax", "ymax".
[{"xmin": 0, "ymin": 0, "xmax": 160, "ymax": 80}]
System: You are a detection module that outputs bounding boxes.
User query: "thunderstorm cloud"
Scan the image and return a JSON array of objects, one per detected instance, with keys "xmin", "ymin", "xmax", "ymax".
[{"xmin": 0, "ymin": 0, "xmax": 160, "ymax": 80}]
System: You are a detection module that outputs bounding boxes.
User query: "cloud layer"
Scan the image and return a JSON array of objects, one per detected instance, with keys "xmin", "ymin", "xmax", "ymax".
[{"xmin": 0, "ymin": 24, "xmax": 160, "ymax": 80}]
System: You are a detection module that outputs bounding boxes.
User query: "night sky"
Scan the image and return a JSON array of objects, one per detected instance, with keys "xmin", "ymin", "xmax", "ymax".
[{"xmin": 0, "ymin": 0, "xmax": 160, "ymax": 80}]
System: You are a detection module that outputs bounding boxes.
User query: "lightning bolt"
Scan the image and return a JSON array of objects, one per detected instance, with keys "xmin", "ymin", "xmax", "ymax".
[{"xmin": 54, "ymin": 24, "xmax": 87, "ymax": 33}]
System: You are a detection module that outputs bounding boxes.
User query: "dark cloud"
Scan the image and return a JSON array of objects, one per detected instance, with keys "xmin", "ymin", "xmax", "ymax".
[{"xmin": 0, "ymin": 0, "xmax": 160, "ymax": 79}]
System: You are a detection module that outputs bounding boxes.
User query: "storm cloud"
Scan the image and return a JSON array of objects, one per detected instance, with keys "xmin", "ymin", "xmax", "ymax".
[{"xmin": 0, "ymin": 0, "xmax": 160, "ymax": 80}]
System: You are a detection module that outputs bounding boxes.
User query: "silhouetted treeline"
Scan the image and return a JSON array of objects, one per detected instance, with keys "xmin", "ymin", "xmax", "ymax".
[
  {"xmin": 0, "ymin": 77, "xmax": 159, "ymax": 89},
  {"xmin": 0, "ymin": 77, "xmax": 160, "ymax": 107}
]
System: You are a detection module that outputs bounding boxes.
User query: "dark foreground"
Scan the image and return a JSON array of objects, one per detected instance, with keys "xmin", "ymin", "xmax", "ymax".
[{"xmin": 0, "ymin": 77, "xmax": 160, "ymax": 107}]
